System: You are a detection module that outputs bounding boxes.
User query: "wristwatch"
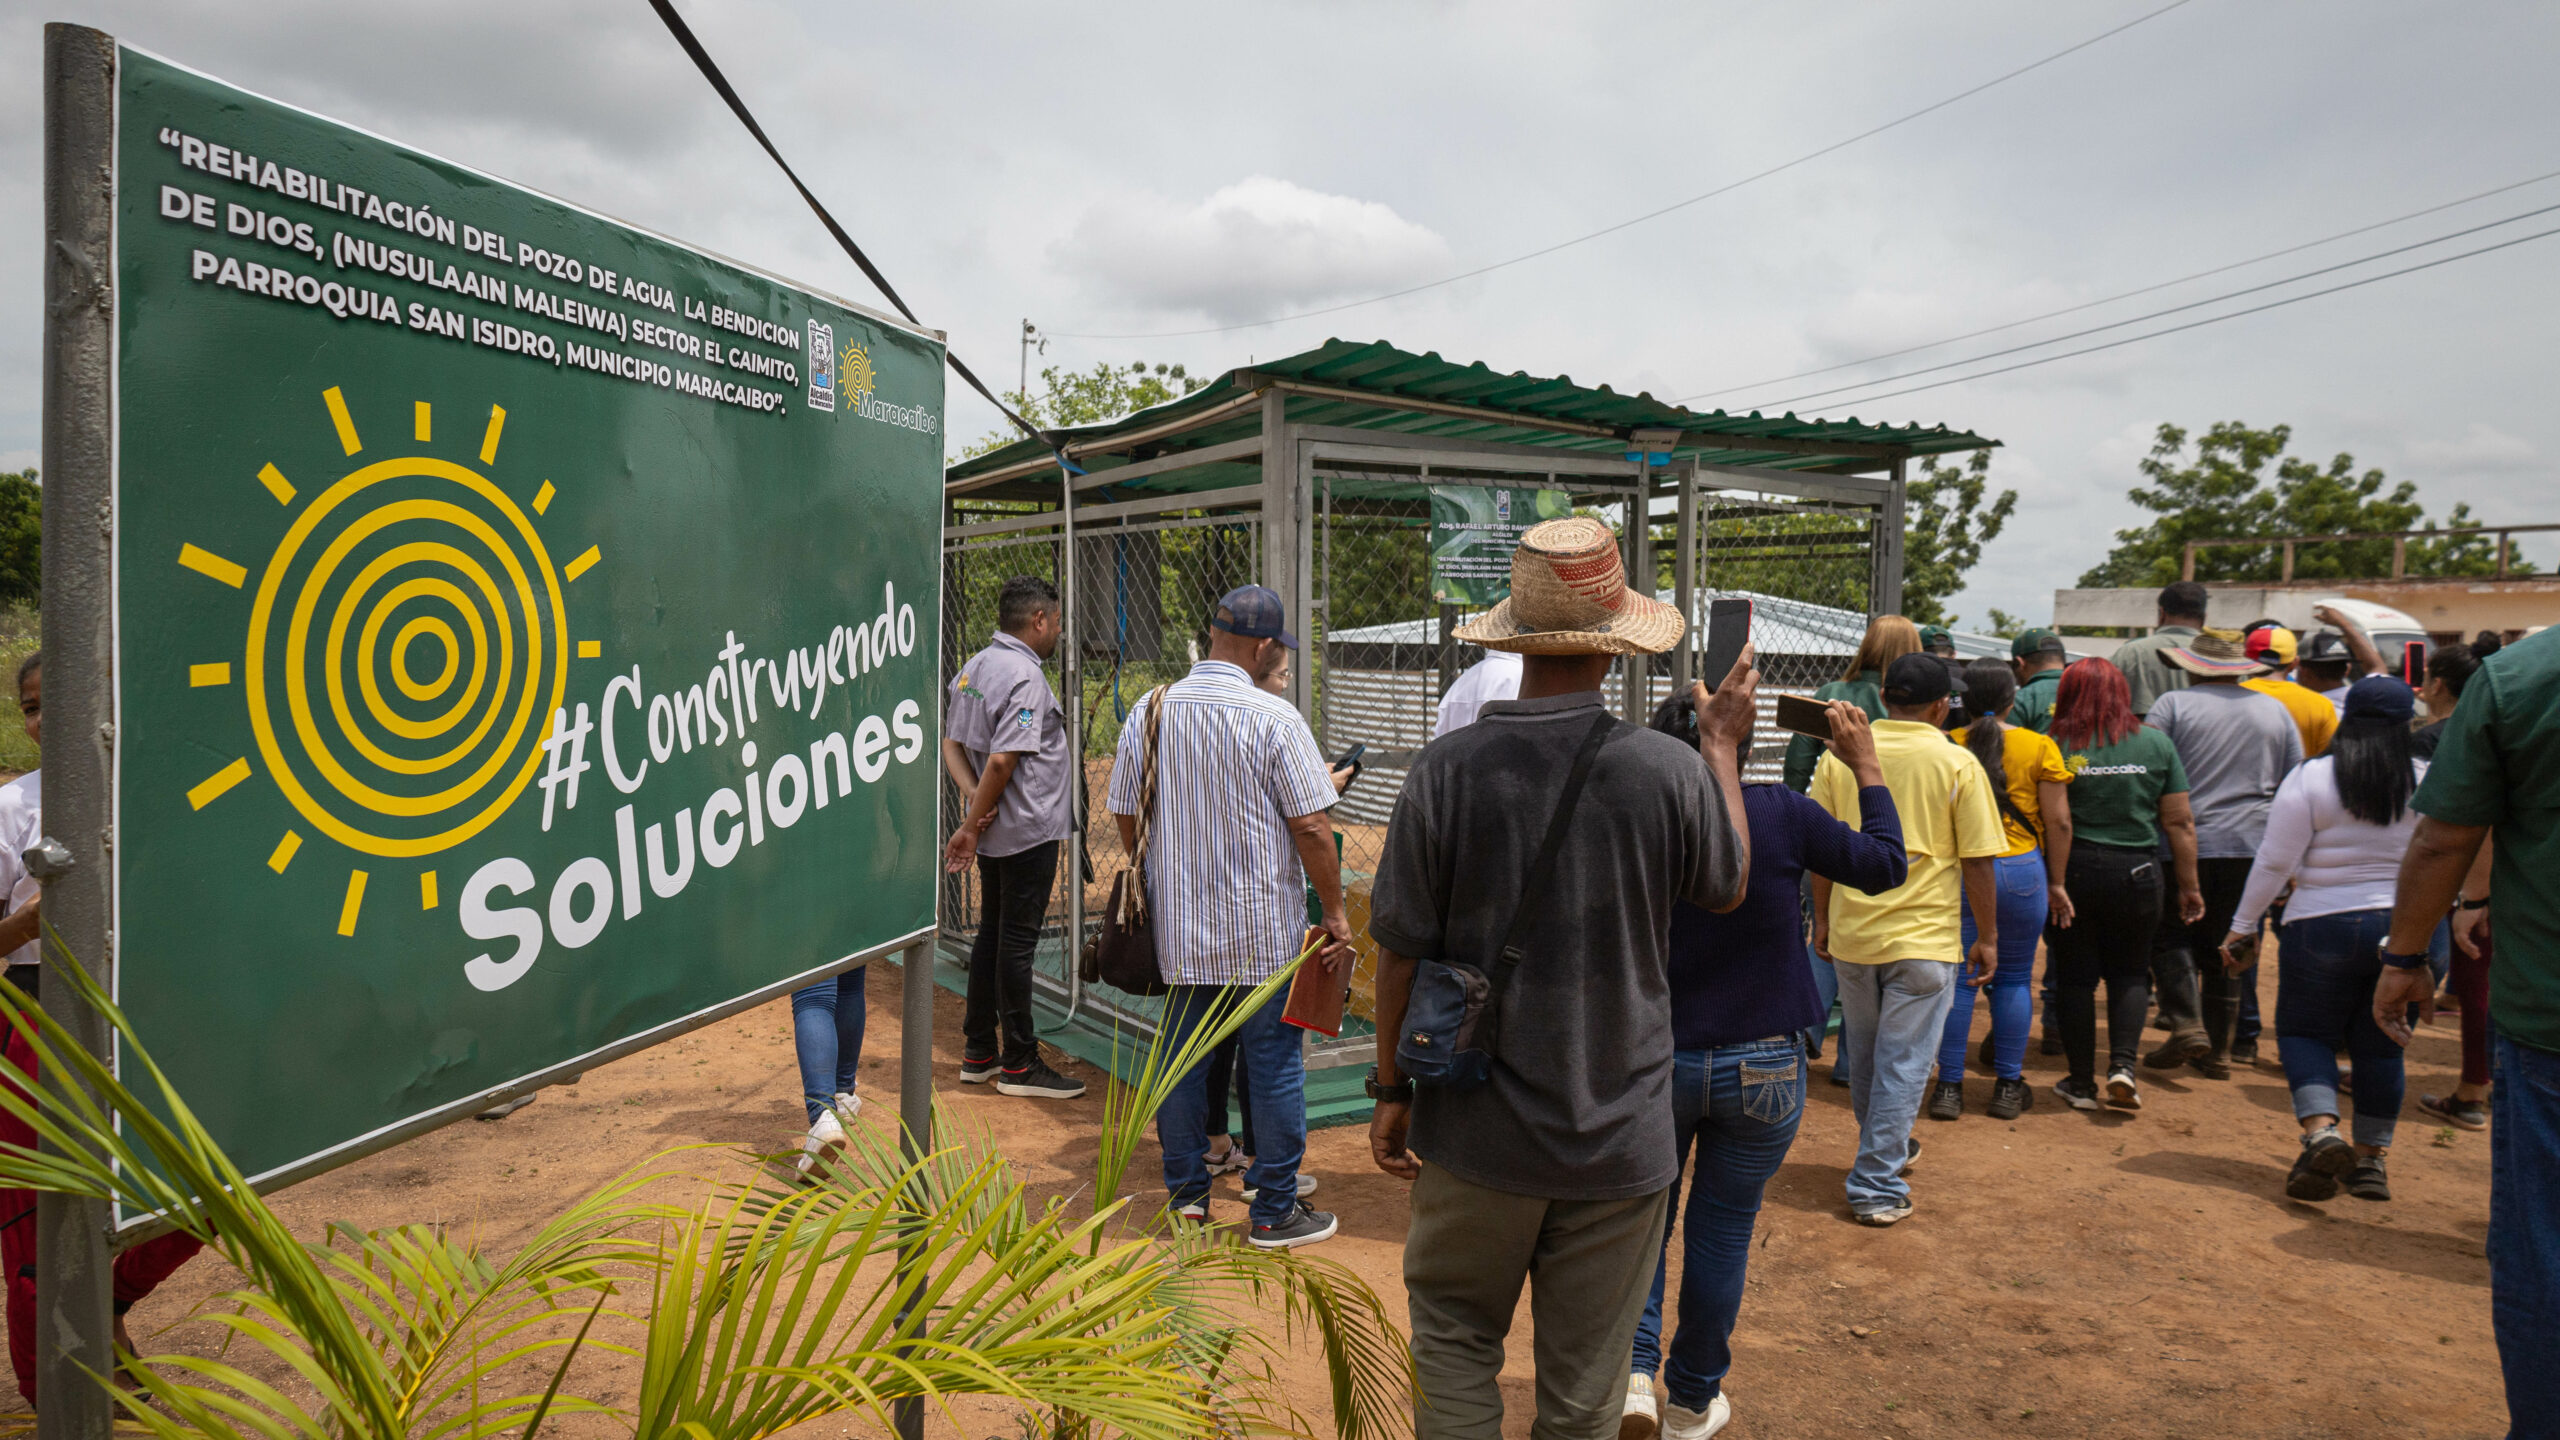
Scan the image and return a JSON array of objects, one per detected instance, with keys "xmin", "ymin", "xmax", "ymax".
[
  {"xmin": 1365, "ymin": 1066, "xmax": 1415, "ymax": 1103},
  {"xmin": 2459, "ymin": 896, "xmax": 2491, "ymax": 911},
  {"xmin": 2377, "ymin": 946, "xmax": 2432, "ymax": 970}
]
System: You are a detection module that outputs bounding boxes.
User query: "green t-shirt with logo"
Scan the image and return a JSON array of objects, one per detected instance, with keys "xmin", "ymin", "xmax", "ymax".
[
  {"xmin": 2057, "ymin": 727, "xmax": 2189, "ymax": 849},
  {"xmin": 2009, "ymin": 668, "xmax": 2062, "ymax": 733},
  {"xmin": 2412, "ymin": 628, "xmax": 2560, "ymax": 1054}
]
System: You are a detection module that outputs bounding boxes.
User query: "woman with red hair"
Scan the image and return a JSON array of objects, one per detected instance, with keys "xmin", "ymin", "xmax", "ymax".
[{"xmin": 2044, "ymin": 660, "xmax": 2206, "ymax": 1112}]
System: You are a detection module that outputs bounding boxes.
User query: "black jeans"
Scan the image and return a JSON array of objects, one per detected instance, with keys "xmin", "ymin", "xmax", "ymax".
[
  {"xmin": 2152, "ymin": 856, "xmax": 2255, "ymax": 1057},
  {"xmin": 2049, "ymin": 842, "xmax": 2163, "ymax": 1081},
  {"xmin": 964, "ymin": 840, "xmax": 1059, "ymax": 1068}
]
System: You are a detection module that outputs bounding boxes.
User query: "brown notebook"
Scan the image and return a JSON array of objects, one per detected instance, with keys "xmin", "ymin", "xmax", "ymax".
[{"xmin": 1282, "ymin": 926, "xmax": 1350, "ymax": 1037}]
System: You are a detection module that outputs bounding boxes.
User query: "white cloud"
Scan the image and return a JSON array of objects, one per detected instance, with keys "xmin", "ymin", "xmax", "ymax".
[
  {"xmin": 2408, "ymin": 422, "xmax": 2537, "ymax": 472},
  {"xmin": 1047, "ymin": 176, "xmax": 1452, "ymax": 324}
]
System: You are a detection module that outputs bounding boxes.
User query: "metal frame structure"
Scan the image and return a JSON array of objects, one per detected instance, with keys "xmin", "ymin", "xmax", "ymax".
[{"xmin": 942, "ymin": 347, "xmax": 1993, "ymax": 1061}]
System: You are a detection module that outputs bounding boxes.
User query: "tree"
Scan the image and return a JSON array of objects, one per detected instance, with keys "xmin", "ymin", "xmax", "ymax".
[
  {"xmin": 960, "ymin": 361, "xmax": 1210, "ymax": 459},
  {"xmin": 1983, "ymin": 607, "xmax": 2029, "ymax": 640},
  {"xmin": 0, "ymin": 469, "xmax": 36, "ymax": 610},
  {"xmin": 1901, "ymin": 449, "xmax": 2017, "ymax": 628},
  {"xmin": 2078, "ymin": 422, "xmax": 2527, "ymax": 588}
]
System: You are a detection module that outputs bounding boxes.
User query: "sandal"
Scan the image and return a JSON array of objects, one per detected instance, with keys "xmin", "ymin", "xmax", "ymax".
[
  {"xmin": 1204, "ymin": 1143, "xmax": 1250, "ymax": 1177},
  {"xmin": 2417, "ymin": 1093, "xmax": 2488, "ymax": 1131}
]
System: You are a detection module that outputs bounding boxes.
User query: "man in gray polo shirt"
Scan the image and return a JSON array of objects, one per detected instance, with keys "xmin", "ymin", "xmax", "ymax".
[
  {"xmin": 942, "ymin": 575, "xmax": 1083, "ymax": 1099},
  {"xmin": 2109, "ymin": 579, "xmax": 2209, "ymax": 718},
  {"xmin": 1367, "ymin": 517, "xmax": 1753, "ymax": 1440}
]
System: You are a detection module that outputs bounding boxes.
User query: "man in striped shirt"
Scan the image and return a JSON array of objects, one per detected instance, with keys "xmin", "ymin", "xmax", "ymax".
[{"xmin": 1109, "ymin": 585, "xmax": 1354, "ymax": 1248}]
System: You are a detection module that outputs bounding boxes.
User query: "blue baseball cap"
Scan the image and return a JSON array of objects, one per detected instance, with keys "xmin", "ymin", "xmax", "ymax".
[
  {"xmin": 1211, "ymin": 585, "xmax": 1298, "ymax": 650},
  {"xmin": 2343, "ymin": 674, "xmax": 2416, "ymax": 724}
]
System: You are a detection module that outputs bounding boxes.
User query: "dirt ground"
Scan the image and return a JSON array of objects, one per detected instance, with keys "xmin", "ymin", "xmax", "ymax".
[{"xmin": 19, "ymin": 958, "xmax": 2507, "ymax": 1440}]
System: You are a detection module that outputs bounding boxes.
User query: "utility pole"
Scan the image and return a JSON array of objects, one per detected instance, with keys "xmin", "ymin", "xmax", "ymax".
[{"xmin": 1018, "ymin": 319, "xmax": 1045, "ymax": 410}]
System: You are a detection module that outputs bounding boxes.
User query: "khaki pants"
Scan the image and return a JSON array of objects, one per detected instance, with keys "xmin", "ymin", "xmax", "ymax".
[{"xmin": 1404, "ymin": 1158, "xmax": 1669, "ymax": 1440}]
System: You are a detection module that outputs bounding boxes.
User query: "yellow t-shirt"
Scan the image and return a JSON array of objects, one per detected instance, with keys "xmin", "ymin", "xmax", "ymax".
[
  {"xmin": 1949, "ymin": 724, "xmax": 2073, "ymax": 858},
  {"xmin": 1811, "ymin": 720, "xmax": 2008, "ymax": 965},
  {"xmin": 2242, "ymin": 676, "xmax": 2340, "ymax": 758}
]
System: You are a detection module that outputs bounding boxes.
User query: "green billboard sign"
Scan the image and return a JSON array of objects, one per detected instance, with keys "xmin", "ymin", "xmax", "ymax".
[
  {"xmin": 107, "ymin": 46, "xmax": 944, "ymax": 1188},
  {"xmin": 1427, "ymin": 483, "xmax": 1575, "ymax": 605}
]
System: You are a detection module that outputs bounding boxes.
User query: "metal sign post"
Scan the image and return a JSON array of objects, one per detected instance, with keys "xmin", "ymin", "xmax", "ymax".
[{"xmin": 39, "ymin": 26, "xmax": 120, "ymax": 1440}]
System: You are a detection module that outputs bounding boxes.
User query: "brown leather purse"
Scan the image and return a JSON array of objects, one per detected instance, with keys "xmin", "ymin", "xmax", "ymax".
[{"xmin": 1079, "ymin": 684, "xmax": 1169, "ymax": 996}]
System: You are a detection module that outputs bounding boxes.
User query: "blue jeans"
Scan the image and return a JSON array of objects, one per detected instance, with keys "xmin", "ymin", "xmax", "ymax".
[
  {"xmin": 1937, "ymin": 851, "xmax": 2046, "ymax": 1081},
  {"xmin": 1156, "ymin": 984, "xmax": 1306, "ymax": 1227},
  {"xmin": 1628, "ymin": 1038, "xmax": 1805, "ymax": 1410},
  {"xmin": 2491, "ymin": 1031, "xmax": 2560, "ymax": 1437},
  {"xmin": 1800, "ymin": 878, "xmax": 1835, "ymax": 1058},
  {"xmin": 1832, "ymin": 957, "xmax": 1956, "ymax": 1213},
  {"xmin": 791, "ymin": 967, "xmax": 867, "ymax": 1127},
  {"xmin": 2272, "ymin": 909, "xmax": 2403, "ymax": 1148}
]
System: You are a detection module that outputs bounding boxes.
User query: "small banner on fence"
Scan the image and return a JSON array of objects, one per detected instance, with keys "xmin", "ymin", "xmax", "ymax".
[
  {"xmin": 110, "ymin": 45, "xmax": 945, "ymax": 1189},
  {"xmin": 1427, "ymin": 484, "xmax": 1575, "ymax": 604}
]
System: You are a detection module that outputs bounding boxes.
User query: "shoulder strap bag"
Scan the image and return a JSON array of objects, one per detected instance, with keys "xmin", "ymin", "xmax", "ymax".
[
  {"xmin": 1079, "ymin": 684, "xmax": 1171, "ymax": 997},
  {"xmin": 1395, "ymin": 710, "xmax": 1615, "ymax": 1091}
]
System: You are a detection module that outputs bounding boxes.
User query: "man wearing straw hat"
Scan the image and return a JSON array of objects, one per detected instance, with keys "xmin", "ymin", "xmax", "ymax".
[{"xmin": 1367, "ymin": 515, "xmax": 1758, "ymax": 1440}]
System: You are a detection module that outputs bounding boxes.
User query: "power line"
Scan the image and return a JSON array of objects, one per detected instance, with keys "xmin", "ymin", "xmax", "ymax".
[
  {"xmin": 1761, "ymin": 221, "xmax": 2560, "ymax": 412},
  {"xmin": 1733, "ymin": 198, "xmax": 2560, "ymax": 413},
  {"xmin": 1046, "ymin": 0, "xmax": 2197, "ymax": 341},
  {"xmin": 1679, "ymin": 165, "xmax": 2560, "ymax": 404}
]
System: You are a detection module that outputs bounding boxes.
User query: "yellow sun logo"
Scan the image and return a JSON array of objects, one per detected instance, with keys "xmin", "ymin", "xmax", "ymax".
[
  {"xmin": 839, "ymin": 340, "xmax": 876, "ymax": 407},
  {"xmin": 174, "ymin": 388, "xmax": 602, "ymax": 937}
]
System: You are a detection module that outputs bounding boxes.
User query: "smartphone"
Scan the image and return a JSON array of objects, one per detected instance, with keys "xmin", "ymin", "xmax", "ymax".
[
  {"xmin": 1701, "ymin": 597, "xmax": 1753, "ymax": 690},
  {"xmin": 1774, "ymin": 693, "xmax": 1832, "ymax": 741},
  {"xmin": 1334, "ymin": 741, "xmax": 1367, "ymax": 773},
  {"xmin": 2401, "ymin": 640, "xmax": 2427, "ymax": 686}
]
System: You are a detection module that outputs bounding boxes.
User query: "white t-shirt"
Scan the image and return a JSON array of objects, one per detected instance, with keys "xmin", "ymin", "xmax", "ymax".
[
  {"xmin": 1433, "ymin": 651, "xmax": 1524, "ymax": 739},
  {"xmin": 2229, "ymin": 754, "xmax": 2430, "ymax": 933},
  {"xmin": 0, "ymin": 771, "xmax": 41, "ymax": 967}
]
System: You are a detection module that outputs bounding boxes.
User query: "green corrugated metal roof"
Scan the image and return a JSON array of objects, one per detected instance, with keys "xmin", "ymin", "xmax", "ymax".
[{"xmin": 946, "ymin": 338, "xmax": 1997, "ymax": 497}]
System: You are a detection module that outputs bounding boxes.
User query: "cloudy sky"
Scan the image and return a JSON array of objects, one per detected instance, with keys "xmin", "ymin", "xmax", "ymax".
[{"xmin": 5, "ymin": 0, "xmax": 2556, "ymax": 625}]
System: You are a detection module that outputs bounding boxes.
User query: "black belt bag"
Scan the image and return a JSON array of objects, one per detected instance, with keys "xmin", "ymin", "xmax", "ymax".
[{"xmin": 1396, "ymin": 712, "xmax": 1614, "ymax": 1091}]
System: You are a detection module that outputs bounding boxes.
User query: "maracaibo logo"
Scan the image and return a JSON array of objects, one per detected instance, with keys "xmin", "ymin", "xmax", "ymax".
[{"xmin": 835, "ymin": 329, "xmax": 936, "ymax": 436}]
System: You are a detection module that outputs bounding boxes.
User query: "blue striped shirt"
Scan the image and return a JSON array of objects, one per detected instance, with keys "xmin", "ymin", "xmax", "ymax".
[{"xmin": 1106, "ymin": 661, "xmax": 1337, "ymax": 985}]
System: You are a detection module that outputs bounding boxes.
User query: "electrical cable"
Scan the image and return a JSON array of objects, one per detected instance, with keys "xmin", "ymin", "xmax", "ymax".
[
  {"xmin": 1733, "ymin": 199, "xmax": 2560, "ymax": 412},
  {"xmin": 1761, "ymin": 220, "xmax": 2560, "ymax": 412},
  {"xmin": 1046, "ymin": 0, "xmax": 2197, "ymax": 340},
  {"xmin": 647, "ymin": 0, "xmax": 1055, "ymax": 452},
  {"xmin": 1679, "ymin": 165, "xmax": 2560, "ymax": 404}
]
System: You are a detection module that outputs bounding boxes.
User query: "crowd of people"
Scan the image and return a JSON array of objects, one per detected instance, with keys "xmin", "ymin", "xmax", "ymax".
[{"xmin": 913, "ymin": 539, "xmax": 2554, "ymax": 1439}]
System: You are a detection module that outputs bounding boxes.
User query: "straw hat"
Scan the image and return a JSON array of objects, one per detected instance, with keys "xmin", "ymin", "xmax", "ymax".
[
  {"xmin": 2165, "ymin": 627, "xmax": 2271, "ymax": 677},
  {"xmin": 1452, "ymin": 516, "xmax": 1686, "ymax": 656}
]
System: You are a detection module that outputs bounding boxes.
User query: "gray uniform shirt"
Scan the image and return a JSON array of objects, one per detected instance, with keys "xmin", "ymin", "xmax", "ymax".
[
  {"xmin": 2146, "ymin": 682, "xmax": 2304, "ymax": 860},
  {"xmin": 946, "ymin": 631, "xmax": 1071, "ymax": 857},
  {"xmin": 1368, "ymin": 691, "xmax": 1746, "ymax": 1201},
  {"xmin": 2112, "ymin": 624, "xmax": 2199, "ymax": 718}
]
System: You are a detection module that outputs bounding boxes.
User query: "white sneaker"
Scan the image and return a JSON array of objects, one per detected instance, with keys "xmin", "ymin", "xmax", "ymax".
[
  {"xmin": 1619, "ymin": 1372, "xmax": 1659, "ymax": 1440},
  {"xmin": 796, "ymin": 1109, "xmax": 847, "ymax": 1175},
  {"xmin": 1240, "ymin": 1173, "xmax": 1318, "ymax": 1203},
  {"xmin": 832, "ymin": 1091, "xmax": 861, "ymax": 1120},
  {"xmin": 1663, "ymin": 1391, "xmax": 1730, "ymax": 1439}
]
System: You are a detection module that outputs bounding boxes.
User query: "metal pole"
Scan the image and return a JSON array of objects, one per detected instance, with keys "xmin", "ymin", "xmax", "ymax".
[
  {"xmin": 1058, "ymin": 462, "xmax": 1081, "ymax": 1014},
  {"xmin": 1874, "ymin": 459, "xmax": 1908, "ymax": 617},
  {"xmin": 1674, "ymin": 464, "xmax": 1698, "ymax": 693},
  {"xmin": 39, "ymin": 25, "xmax": 119, "ymax": 1440},
  {"xmin": 891, "ymin": 937, "xmax": 934, "ymax": 1440}
]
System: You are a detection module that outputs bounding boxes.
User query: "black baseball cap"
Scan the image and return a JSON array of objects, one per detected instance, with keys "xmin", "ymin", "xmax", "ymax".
[
  {"xmin": 2298, "ymin": 631, "xmax": 2352, "ymax": 666},
  {"xmin": 1211, "ymin": 584, "xmax": 1299, "ymax": 650},
  {"xmin": 1883, "ymin": 651, "xmax": 1955, "ymax": 705}
]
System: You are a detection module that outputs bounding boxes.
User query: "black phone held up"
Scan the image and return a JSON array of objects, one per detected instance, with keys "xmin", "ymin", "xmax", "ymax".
[
  {"xmin": 1701, "ymin": 597, "xmax": 1752, "ymax": 689},
  {"xmin": 1774, "ymin": 692, "xmax": 1832, "ymax": 741}
]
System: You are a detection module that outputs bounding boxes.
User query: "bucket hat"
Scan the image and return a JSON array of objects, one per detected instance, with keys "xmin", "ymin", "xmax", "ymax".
[
  {"xmin": 1452, "ymin": 516, "xmax": 1686, "ymax": 655},
  {"xmin": 2164, "ymin": 627, "xmax": 2270, "ymax": 677}
]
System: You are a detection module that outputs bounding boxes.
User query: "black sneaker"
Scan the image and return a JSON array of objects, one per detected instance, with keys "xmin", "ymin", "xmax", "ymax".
[
  {"xmin": 1248, "ymin": 1201, "xmax": 1338, "ymax": 1249},
  {"xmin": 2228, "ymin": 1039, "xmax": 2259, "ymax": 1066},
  {"xmin": 1899, "ymin": 1137, "xmax": 1923, "ymax": 1175},
  {"xmin": 995, "ymin": 1055, "xmax": 1086, "ymax": 1099},
  {"xmin": 2143, "ymin": 1036, "xmax": 2210, "ymax": 1070},
  {"xmin": 1927, "ymin": 1079, "xmax": 1964, "ymax": 1121},
  {"xmin": 958, "ymin": 1055, "xmax": 1000, "ymax": 1085},
  {"xmin": 2287, "ymin": 1129, "xmax": 2356, "ymax": 1202},
  {"xmin": 2053, "ymin": 1076, "xmax": 2102, "ymax": 1112},
  {"xmin": 2104, "ymin": 1069, "xmax": 2142, "ymax": 1110},
  {"xmin": 1988, "ymin": 1077, "xmax": 2033, "ymax": 1120},
  {"xmin": 2345, "ymin": 1153, "xmax": 2391, "ymax": 1202}
]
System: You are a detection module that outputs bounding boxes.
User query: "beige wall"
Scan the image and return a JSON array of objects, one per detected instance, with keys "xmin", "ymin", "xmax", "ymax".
[{"xmin": 2056, "ymin": 581, "xmax": 2560, "ymax": 638}]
